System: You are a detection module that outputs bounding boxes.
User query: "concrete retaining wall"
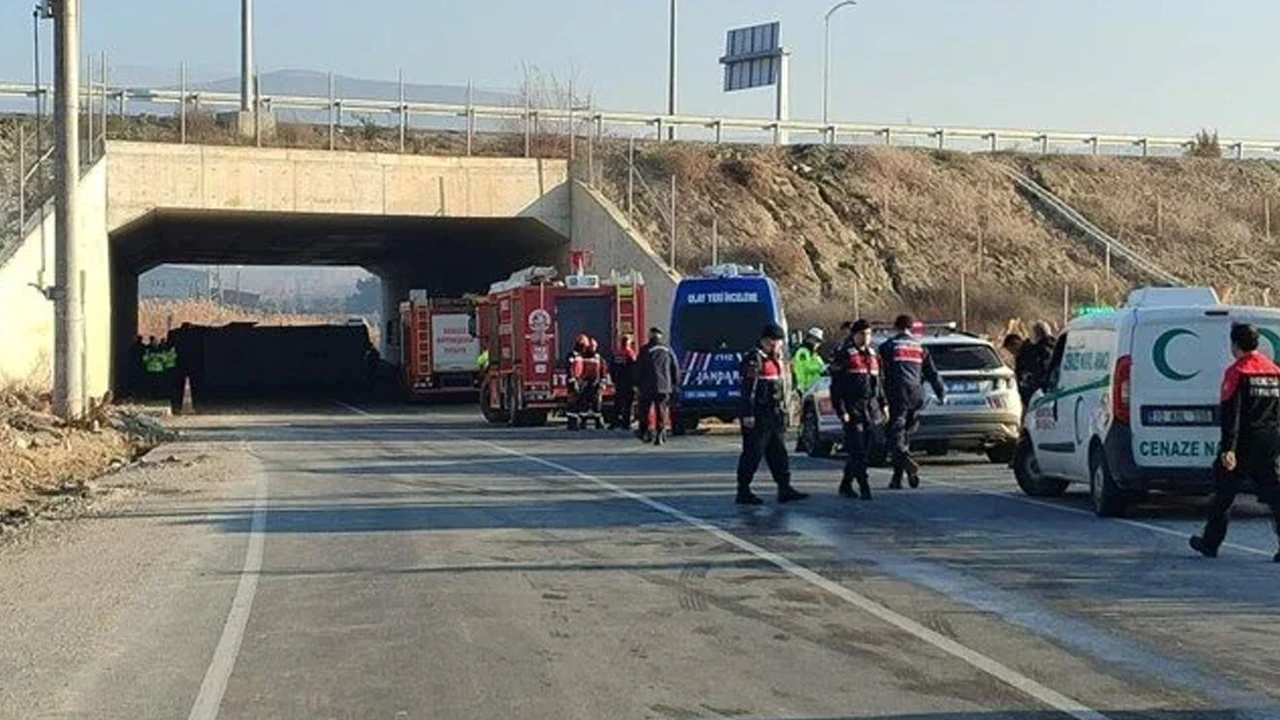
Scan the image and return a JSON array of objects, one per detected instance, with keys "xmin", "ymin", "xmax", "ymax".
[
  {"xmin": 570, "ymin": 181, "xmax": 679, "ymax": 334},
  {"xmin": 106, "ymin": 142, "xmax": 571, "ymax": 236},
  {"xmin": 0, "ymin": 162, "xmax": 111, "ymax": 397}
]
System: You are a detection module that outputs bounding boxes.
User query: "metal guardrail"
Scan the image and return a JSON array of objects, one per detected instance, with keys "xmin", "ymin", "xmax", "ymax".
[
  {"xmin": 1002, "ymin": 166, "xmax": 1185, "ymax": 286},
  {"xmin": 3, "ymin": 80, "xmax": 1280, "ymax": 158}
]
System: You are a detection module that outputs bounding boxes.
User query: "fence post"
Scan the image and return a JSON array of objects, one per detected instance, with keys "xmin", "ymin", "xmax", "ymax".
[
  {"xmin": 711, "ymin": 217, "xmax": 719, "ymax": 266},
  {"xmin": 328, "ymin": 71, "xmax": 335, "ymax": 151},
  {"xmin": 960, "ymin": 273, "xmax": 967, "ymax": 332},
  {"xmin": 1093, "ymin": 282, "xmax": 1099, "ymax": 305},
  {"xmin": 99, "ymin": 51, "xmax": 106, "ymax": 152},
  {"xmin": 179, "ymin": 62, "xmax": 187, "ymax": 144},
  {"xmin": 669, "ymin": 174, "xmax": 677, "ymax": 269},
  {"xmin": 398, "ymin": 70, "xmax": 406, "ymax": 154},
  {"xmin": 18, "ymin": 120, "xmax": 26, "ymax": 229},
  {"xmin": 523, "ymin": 98, "xmax": 532, "ymax": 158},
  {"xmin": 1063, "ymin": 284, "xmax": 1070, "ymax": 328},
  {"xmin": 253, "ymin": 69, "xmax": 262, "ymax": 148},
  {"xmin": 627, "ymin": 137, "xmax": 635, "ymax": 221},
  {"xmin": 1105, "ymin": 243, "xmax": 1111, "ymax": 278}
]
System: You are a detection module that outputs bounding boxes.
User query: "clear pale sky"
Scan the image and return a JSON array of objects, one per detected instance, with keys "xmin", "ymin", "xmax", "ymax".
[{"xmin": 1, "ymin": 0, "xmax": 1277, "ymax": 138}]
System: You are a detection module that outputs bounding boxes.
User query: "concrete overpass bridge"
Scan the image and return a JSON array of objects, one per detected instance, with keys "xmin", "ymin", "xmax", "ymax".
[{"xmin": 0, "ymin": 141, "xmax": 676, "ymax": 400}]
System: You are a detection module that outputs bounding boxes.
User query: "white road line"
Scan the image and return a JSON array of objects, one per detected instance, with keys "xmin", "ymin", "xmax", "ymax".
[
  {"xmin": 466, "ymin": 434, "xmax": 1111, "ymax": 720},
  {"xmin": 335, "ymin": 400, "xmax": 373, "ymax": 416},
  {"xmin": 923, "ymin": 477, "xmax": 1275, "ymax": 558},
  {"xmin": 709, "ymin": 436, "xmax": 1276, "ymax": 559},
  {"xmin": 186, "ymin": 452, "xmax": 269, "ymax": 720}
]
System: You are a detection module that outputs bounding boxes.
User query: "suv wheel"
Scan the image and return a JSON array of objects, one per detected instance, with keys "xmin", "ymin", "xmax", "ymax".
[{"xmin": 802, "ymin": 406, "xmax": 834, "ymax": 458}]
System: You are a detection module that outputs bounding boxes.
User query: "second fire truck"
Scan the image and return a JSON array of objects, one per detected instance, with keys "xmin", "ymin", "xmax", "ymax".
[{"xmin": 475, "ymin": 252, "xmax": 645, "ymax": 426}]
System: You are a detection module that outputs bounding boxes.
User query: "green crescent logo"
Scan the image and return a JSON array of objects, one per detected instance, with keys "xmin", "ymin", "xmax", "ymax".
[
  {"xmin": 1259, "ymin": 328, "xmax": 1280, "ymax": 359},
  {"xmin": 1153, "ymin": 328, "xmax": 1200, "ymax": 381}
]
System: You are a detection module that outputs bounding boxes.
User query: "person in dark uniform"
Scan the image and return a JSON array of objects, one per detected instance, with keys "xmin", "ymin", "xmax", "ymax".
[
  {"xmin": 1015, "ymin": 321, "xmax": 1055, "ymax": 407},
  {"xmin": 878, "ymin": 314, "xmax": 946, "ymax": 490},
  {"xmin": 637, "ymin": 327, "xmax": 679, "ymax": 445},
  {"xmin": 736, "ymin": 323, "xmax": 810, "ymax": 506},
  {"xmin": 1191, "ymin": 323, "xmax": 1280, "ymax": 562},
  {"xmin": 609, "ymin": 334, "xmax": 638, "ymax": 430},
  {"xmin": 830, "ymin": 319, "xmax": 884, "ymax": 500}
]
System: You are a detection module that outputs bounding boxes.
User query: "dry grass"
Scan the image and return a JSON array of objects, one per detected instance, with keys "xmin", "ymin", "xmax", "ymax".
[
  {"xmin": 138, "ymin": 299, "xmax": 380, "ymax": 346},
  {"xmin": 597, "ymin": 141, "xmax": 1129, "ymax": 333},
  {"xmin": 138, "ymin": 299, "xmax": 345, "ymax": 339}
]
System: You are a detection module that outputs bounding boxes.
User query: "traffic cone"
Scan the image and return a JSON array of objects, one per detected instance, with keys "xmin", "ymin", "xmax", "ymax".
[{"xmin": 180, "ymin": 376, "xmax": 194, "ymax": 415}]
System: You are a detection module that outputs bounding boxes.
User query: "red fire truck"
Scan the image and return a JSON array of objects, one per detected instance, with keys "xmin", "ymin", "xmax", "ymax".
[
  {"xmin": 476, "ymin": 253, "xmax": 645, "ymax": 426},
  {"xmin": 397, "ymin": 294, "xmax": 480, "ymax": 400}
]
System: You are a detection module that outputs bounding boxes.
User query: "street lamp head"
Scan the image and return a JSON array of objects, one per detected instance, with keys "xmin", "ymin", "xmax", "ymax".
[{"xmin": 825, "ymin": 0, "xmax": 857, "ymax": 21}]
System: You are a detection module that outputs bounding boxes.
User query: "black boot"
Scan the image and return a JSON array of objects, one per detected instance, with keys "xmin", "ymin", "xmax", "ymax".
[
  {"xmin": 654, "ymin": 429, "xmax": 666, "ymax": 446},
  {"xmin": 905, "ymin": 457, "xmax": 921, "ymax": 489},
  {"xmin": 736, "ymin": 487, "xmax": 764, "ymax": 505},
  {"xmin": 1190, "ymin": 535, "xmax": 1218, "ymax": 558},
  {"xmin": 838, "ymin": 479, "xmax": 855, "ymax": 498},
  {"xmin": 888, "ymin": 469, "xmax": 903, "ymax": 490},
  {"xmin": 858, "ymin": 478, "xmax": 873, "ymax": 501},
  {"xmin": 778, "ymin": 486, "xmax": 810, "ymax": 504}
]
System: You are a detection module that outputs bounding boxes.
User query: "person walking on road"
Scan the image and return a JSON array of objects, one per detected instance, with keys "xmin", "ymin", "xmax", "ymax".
[
  {"xmin": 1190, "ymin": 323, "xmax": 1280, "ymax": 562},
  {"xmin": 609, "ymin": 334, "xmax": 639, "ymax": 430},
  {"xmin": 637, "ymin": 327, "xmax": 679, "ymax": 446},
  {"xmin": 830, "ymin": 319, "xmax": 884, "ymax": 500},
  {"xmin": 736, "ymin": 323, "xmax": 810, "ymax": 506},
  {"xmin": 879, "ymin": 315, "xmax": 946, "ymax": 490},
  {"xmin": 1015, "ymin": 321, "xmax": 1056, "ymax": 407}
]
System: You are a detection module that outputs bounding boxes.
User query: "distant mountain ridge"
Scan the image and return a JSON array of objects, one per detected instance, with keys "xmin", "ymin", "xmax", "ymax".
[{"xmin": 113, "ymin": 67, "xmax": 517, "ymax": 106}]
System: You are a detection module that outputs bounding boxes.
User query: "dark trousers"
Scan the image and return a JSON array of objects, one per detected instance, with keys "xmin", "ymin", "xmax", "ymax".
[
  {"xmin": 613, "ymin": 385, "xmax": 635, "ymax": 428},
  {"xmin": 638, "ymin": 393, "xmax": 670, "ymax": 435},
  {"xmin": 886, "ymin": 403, "xmax": 921, "ymax": 472},
  {"xmin": 168, "ymin": 370, "xmax": 186, "ymax": 414},
  {"xmin": 1202, "ymin": 453, "xmax": 1280, "ymax": 551},
  {"xmin": 737, "ymin": 420, "xmax": 792, "ymax": 493},
  {"xmin": 843, "ymin": 420, "xmax": 875, "ymax": 485}
]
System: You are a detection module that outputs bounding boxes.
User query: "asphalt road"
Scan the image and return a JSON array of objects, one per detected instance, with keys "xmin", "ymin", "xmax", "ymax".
[{"xmin": 3, "ymin": 404, "xmax": 1279, "ymax": 720}]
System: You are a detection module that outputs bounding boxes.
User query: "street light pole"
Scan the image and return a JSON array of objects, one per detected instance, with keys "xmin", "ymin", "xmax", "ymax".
[
  {"xmin": 54, "ymin": 0, "xmax": 83, "ymax": 419},
  {"xmin": 667, "ymin": 0, "xmax": 677, "ymax": 140},
  {"xmin": 240, "ymin": 0, "xmax": 254, "ymax": 112},
  {"xmin": 822, "ymin": 0, "xmax": 857, "ymax": 127}
]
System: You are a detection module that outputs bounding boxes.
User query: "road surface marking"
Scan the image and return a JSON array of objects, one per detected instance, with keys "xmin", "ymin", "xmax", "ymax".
[
  {"xmin": 466, "ymin": 434, "xmax": 1111, "ymax": 720},
  {"xmin": 335, "ymin": 400, "xmax": 373, "ymax": 416},
  {"xmin": 720, "ymin": 434, "xmax": 1276, "ymax": 559},
  {"xmin": 187, "ymin": 448, "xmax": 269, "ymax": 720},
  {"xmin": 922, "ymin": 476, "xmax": 1275, "ymax": 558}
]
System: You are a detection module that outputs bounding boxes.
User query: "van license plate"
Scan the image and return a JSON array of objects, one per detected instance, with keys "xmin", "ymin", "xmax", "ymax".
[{"xmin": 1142, "ymin": 406, "xmax": 1216, "ymax": 426}]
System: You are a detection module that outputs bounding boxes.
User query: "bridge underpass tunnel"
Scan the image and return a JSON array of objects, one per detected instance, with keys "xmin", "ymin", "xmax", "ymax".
[{"xmin": 110, "ymin": 209, "xmax": 570, "ymax": 402}]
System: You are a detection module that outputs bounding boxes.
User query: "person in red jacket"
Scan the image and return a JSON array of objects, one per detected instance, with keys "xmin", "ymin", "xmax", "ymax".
[
  {"xmin": 567, "ymin": 335, "xmax": 608, "ymax": 430},
  {"xmin": 1190, "ymin": 323, "xmax": 1280, "ymax": 562}
]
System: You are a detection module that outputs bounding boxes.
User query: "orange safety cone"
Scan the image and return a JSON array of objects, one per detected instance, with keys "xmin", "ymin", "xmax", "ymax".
[{"xmin": 180, "ymin": 376, "xmax": 194, "ymax": 415}]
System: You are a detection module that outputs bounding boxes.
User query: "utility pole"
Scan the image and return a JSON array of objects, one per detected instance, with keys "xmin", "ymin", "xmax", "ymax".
[
  {"xmin": 667, "ymin": 0, "xmax": 677, "ymax": 140},
  {"xmin": 54, "ymin": 0, "xmax": 83, "ymax": 419},
  {"xmin": 241, "ymin": 0, "xmax": 254, "ymax": 112}
]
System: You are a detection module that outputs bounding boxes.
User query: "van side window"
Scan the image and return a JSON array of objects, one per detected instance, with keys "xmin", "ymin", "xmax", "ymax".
[{"xmin": 1043, "ymin": 333, "xmax": 1068, "ymax": 391}]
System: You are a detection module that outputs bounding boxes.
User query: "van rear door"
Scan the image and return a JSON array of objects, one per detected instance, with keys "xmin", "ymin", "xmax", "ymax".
[{"xmin": 1129, "ymin": 309, "xmax": 1236, "ymax": 470}]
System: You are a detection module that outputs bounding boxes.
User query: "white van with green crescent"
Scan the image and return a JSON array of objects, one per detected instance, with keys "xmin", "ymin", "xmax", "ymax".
[{"xmin": 1014, "ymin": 286, "xmax": 1280, "ymax": 517}]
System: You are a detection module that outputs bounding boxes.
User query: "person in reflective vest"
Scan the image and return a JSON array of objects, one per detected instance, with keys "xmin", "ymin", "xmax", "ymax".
[
  {"xmin": 830, "ymin": 319, "xmax": 884, "ymax": 500},
  {"xmin": 878, "ymin": 314, "xmax": 945, "ymax": 490},
  {"xmin": 567, "ymin": 336, "xmax": 607, "ymax": 430},
  {"xmin": 735, "ymin": 323, "xmax": 810, "ymax": 506},
  {"xmin": 792, "ymin": 327, "xmax": 827, "ymax": 394},
  {"xmin": 1191, "ymin": 323, "xmax": 1280, "ymax": 562}
]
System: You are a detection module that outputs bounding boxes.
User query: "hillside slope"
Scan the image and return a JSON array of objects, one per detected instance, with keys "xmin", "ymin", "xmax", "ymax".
[{"xmin": 597, "ymin": 143, "xmax": 1279, "ymax": 331}]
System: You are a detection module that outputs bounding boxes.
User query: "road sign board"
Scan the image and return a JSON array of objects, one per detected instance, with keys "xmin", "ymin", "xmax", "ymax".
[{"xmin": 720, "ymin": 21, "xmax": 781, "ymax": 92}]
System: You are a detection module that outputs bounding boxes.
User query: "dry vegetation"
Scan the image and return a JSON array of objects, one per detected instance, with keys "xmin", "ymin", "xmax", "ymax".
[
  {"xmin": 598, "ymin": 142, "xmax": 1129, "ymax": 336},
  {"xmin": 0, "ymin": 384, "xmax": 172, "ymax": 527}
]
